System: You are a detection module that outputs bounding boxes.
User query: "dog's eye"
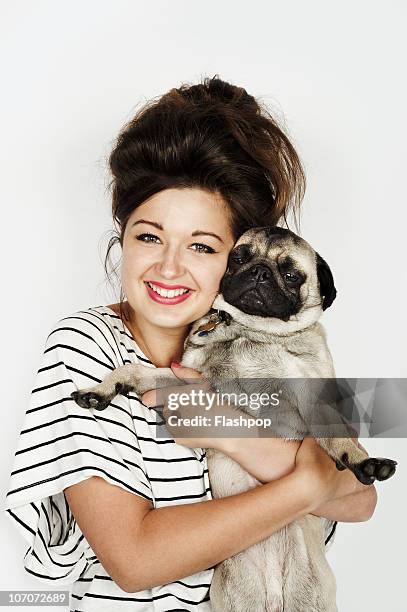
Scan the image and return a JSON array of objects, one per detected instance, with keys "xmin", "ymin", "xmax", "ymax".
[
  {"xmin": 230, "ymin": 245, "xmax": 251, "ymax": 266},
  {"xmin": 284, "ymin": 272, "xmax": 301, "ymax": 284}
]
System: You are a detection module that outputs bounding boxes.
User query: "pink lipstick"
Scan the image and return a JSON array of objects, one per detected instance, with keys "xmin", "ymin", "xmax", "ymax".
[{"xmin": 144, "ymin": 281, "xmax": 194, "ymax": 305}]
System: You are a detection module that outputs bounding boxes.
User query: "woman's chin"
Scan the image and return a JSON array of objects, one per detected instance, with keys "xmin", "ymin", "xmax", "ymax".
[
  {"xmin": 145, "ymin": 316, "xmax": 191, "ymax": 330},
  {"xmin": 145, "ymin": 306, "xmax": 209, "ymax": 329}
]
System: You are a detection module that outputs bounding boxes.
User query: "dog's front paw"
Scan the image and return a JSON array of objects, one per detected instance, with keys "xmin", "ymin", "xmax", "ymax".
[
  {"xmin": 71, "ymin": 390, "xmax": 113, "ymax": 411},
  {"xmin": 339, "ymin": 453, "xmax": 397, "ymax": 485},
  {"xmin": 358, "ymin": 457, "xmax": 398, "ymax": 482}
]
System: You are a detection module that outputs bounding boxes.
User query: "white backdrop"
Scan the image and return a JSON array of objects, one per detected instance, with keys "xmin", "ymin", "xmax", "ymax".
[{"xmin": 1, "ymin": 1, "xmax": 406, "ymax": 611}]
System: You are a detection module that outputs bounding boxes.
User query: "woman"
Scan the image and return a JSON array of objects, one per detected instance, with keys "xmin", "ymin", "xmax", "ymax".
[{"xmin": 5, "ymin": 76, "xmax": 376, "ymax": 611}]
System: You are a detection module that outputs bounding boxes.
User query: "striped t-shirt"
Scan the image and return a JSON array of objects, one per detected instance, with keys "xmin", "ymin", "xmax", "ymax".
[{"xmin": 4, "ymin": 305, "xmax": 213, "ymax": 611}]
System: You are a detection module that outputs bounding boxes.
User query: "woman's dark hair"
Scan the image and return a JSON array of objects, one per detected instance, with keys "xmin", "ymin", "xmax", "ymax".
[{"xmin": 104, "ymin": 75, "xmax": 306, "ymax": 314}]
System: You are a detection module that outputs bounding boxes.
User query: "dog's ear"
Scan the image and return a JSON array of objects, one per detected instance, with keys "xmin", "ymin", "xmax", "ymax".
[{"xmin": 316, "ymin": 252, "xmax": 337, "ymax": 310}]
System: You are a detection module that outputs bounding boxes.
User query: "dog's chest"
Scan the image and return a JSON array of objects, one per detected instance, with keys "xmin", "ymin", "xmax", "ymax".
[
  {"xmin": 184, "ymin": 334, "xmax": 309, "ymax": 379},
  {"xmin": 206, "ymin": 448, "xmax": 260, "ymax": 497},
  {"xmin": 183, "ymin": 336, "xmax": 271, "ymax": 377},
  {"xmin": 231, "ymin": 337, "xmax": 296, "ymax": 376}
]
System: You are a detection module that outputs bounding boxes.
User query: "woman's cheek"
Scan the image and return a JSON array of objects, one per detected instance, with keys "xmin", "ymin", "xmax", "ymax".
[
  {"xmin": 201, "ymin": 270, "xmax": 225, "ymax": 305},
  {"xmin": 213, "ymin": 259, "xmax": 229, "ymax": 290},
  {"xmin": 122, "ymin": 246, "xmax": 152, "ymax": 277}
]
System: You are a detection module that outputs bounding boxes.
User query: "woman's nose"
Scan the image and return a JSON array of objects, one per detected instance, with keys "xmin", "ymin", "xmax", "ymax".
[{"xmin": 156, "ymin": 247, "xmax": 185, "ymax": 278}]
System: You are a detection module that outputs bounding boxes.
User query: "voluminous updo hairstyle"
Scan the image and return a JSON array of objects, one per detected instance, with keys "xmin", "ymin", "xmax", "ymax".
[{"xmin": 104, "ymin": 75, "xmax": 306, "ymax": 309}]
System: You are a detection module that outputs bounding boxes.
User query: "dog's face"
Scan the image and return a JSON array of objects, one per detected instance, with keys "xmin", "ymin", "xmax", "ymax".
[{"xmin": 219, "ymin": 227, "xmax": 336, "ymax": 322}]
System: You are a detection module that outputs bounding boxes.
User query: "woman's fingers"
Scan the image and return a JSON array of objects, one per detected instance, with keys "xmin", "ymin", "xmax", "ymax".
[
  {"xmin": 140, "ymin": 384, "xmax": 190, "ymax": 408},
  {"xmin": 141, "ymin": 365, "xmax": 211, "ymax": 408},
  {"xmin": 142, "ymin": 387, "xmax": 186, "ymax": 407},
  {"xmin": 170, "ymin": 363, "xmax": 204, "ymax": 380},
  {"xmin": 171, "ymin": 366, "xmax": 213, "ymax": 395},
  {"xmin": 141, "ymin": 389, "xmax": 158, "ymax": 407},
  {"xmin": 161, "ymin": 404, "xmax": 221, "ymax": 449}
]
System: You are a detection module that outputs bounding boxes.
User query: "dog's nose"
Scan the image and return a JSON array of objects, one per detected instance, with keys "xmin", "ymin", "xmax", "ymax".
[{"xmin": 250, "ymin": 265, "xmax": 271, "ymax": 283}]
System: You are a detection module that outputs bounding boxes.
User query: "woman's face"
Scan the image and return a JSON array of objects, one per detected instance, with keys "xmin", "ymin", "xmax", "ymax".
[{"xmin": 121, "ymin": 188, "xmax": 236, "ymax": 329}]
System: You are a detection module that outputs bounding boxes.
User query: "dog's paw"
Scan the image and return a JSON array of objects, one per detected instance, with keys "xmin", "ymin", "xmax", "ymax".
[
  {"xmin": 114, "ymin": 382, "xmax": 134, "ymax": 395},
  {"xmin": 360, "ymin": 457, "xmax": 398, "ymax": 482},
  {"xmin": 335, "ymin": 459, "xmax": 346, "ymax": 471},
  {"xmin": 71, "ymin": 390, "xmax": 112, "ymax": 411},
  {"xmin": 339, "ymin": 453, "xmax": 398, "ymax": 485}
]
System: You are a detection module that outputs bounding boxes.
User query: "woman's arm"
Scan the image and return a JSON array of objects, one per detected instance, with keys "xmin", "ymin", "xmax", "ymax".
[
  {"xmin": 64, "ymin": 438, "xmax": 348, "ymax": 594},
  {"xmin": 142, "ymin": 365, "xmax": 377, "ymax": 524},
  {"xmin": 65, "ymin": 470, "xmax": 310, "ymax": 593},
  {"xmin": 220, "ymin": 437, "xmax": 377, "ymax": 522}
]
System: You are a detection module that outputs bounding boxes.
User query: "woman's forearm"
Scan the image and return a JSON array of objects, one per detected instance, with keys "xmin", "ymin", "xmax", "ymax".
[
  {"xmin": 125, "ymin": 471, "xmax": 313, "ymax": 593},
  {"xmin": 66, "ymin": 438, "xmax": 358, "ymax": 593},
  {"xmin": 220, "ymin": 437, "xmax": 377, "ymax": 522}
]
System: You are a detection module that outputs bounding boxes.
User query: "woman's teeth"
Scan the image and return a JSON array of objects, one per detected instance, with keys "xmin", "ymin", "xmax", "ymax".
[{"xmin": 146, "ymin": 282, "xmax": 190, "ymax": 298}]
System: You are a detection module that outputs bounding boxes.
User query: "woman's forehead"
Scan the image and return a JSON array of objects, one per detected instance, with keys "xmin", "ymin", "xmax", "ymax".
[{"xmin": 127, "ymin": 188, "xmax": 233, "ymax": 233}]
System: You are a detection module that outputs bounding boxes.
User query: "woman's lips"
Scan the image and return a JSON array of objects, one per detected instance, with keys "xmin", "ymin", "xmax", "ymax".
[
  {"xmin": 146, "ymin": 280, "xmax": 191, "ymax": 290},
  {"xmin": 144, "ymin": 282, "xmax": 194, "ymax": 305}
]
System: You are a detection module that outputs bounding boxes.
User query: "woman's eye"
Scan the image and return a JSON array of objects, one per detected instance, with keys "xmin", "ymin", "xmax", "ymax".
[
  {"xmin": 136, "ymin": 235, "xmax": 215, "ymax": 254},
  {"xmin": 136, "ymin": 233, "xmax": 160, "ymax": 243},
  {"xmin": 191, "ymin": 243, "xmax": 216, "ymax": 254}
]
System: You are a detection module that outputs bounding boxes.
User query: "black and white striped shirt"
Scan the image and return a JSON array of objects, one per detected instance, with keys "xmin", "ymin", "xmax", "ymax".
[{"xmin": 4, "ymin": 306, "xmax": 213, "ymax": 611}]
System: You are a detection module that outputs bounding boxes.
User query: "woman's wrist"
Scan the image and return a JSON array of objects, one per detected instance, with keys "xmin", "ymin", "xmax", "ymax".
[{"xmin": 269, "ymin": 469, "xmax": 318, "ymax": 515}]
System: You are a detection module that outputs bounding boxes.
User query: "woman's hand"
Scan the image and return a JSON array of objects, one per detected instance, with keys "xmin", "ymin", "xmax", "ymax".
[
  {"xmin": 293, "ymin": 437, "xmax": 370, "ymax": 508},
  {"xmin": 307, "ymin": 438, "xmax": 377, "ymax": 521},
  {"xmin": 141, "ymin": 363, "xmax": 233, "ymax": 449},
  {"xmin": 141, "ymin": 364, "xmax": 278, "ymax": 452}
]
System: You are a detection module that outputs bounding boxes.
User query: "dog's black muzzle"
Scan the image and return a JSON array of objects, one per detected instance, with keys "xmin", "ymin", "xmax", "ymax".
[{"xmin": 220, "ymin": 263, "xmax": 300, "ymax": 320}]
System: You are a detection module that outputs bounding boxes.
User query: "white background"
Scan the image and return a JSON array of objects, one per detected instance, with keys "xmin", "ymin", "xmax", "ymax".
[{"xmin": 1, "ymin": 1, "xmax": 406, "ymax": 610}]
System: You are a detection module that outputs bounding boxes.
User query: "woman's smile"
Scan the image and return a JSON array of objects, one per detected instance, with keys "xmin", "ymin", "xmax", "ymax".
[{"xmin": 144, "ymin": 280, "xmax": 195, "ymax": 305}]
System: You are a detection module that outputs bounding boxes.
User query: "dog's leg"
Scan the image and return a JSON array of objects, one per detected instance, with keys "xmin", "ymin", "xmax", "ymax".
[
  {"xmin": 316, "ymin": 435, "xmax": 397, "ymax": 484},
  {"xmin": 282, "ymin": 516, "xmax": 338, "ymax": 612},
  {"xmin": 295, "ymin": 384, "xmax": 397, "ymax": 484},
  {"xmin": 210, "ymin": 551, "xmax": 275, "ymax": 612},
  {"xmin": 71, "ymin": 364, "xmax": 180, "ymax": 410}
]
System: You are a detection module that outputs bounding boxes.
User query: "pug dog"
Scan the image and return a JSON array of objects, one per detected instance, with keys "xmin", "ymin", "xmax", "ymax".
[{"xmin": 72, "ymin": 226, "xmax": 397, "ymax": 612}]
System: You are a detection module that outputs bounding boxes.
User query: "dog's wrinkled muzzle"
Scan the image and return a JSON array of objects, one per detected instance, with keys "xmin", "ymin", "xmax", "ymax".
[{"xmin": 221, "ymin": 265, "xmax": 299, "ymax": 320}]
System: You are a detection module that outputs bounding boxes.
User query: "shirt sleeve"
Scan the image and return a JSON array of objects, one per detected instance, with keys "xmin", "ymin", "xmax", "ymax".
[
  {"xmin": 3, "ymin": 312, "xmax": 154, "ymax": 584},
  {"xmin": 323, "ymin": 519, "xmax": 337, "ymax": 550}
]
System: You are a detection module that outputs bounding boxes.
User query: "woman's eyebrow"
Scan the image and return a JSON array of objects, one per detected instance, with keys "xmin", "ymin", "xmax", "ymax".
[
  {"xmin": 191, "ymin": 230, "xmax": 224, "ymax": 243},
  {"xmin": 131, "ymin": 219, "xmax": 163, "ymax": 230},
  {"xmin": 131, "ymin": 219, "xmax": 224, "ymax": 243}
]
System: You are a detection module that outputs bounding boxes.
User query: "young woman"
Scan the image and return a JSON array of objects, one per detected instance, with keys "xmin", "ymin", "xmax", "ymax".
[{"xmin": 5, "ymin": 76, "xmax": 376, "ymax": 611}]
